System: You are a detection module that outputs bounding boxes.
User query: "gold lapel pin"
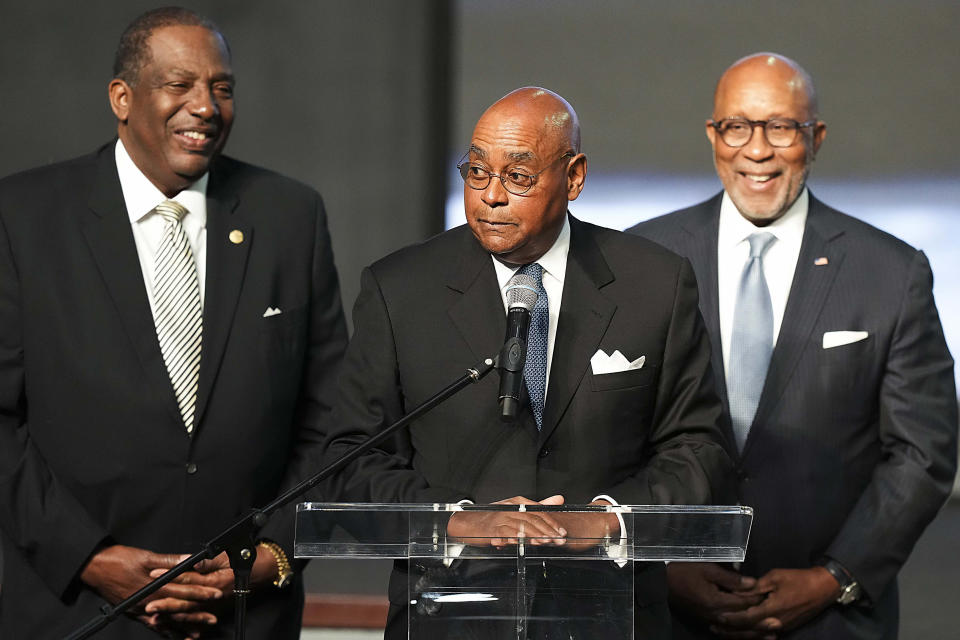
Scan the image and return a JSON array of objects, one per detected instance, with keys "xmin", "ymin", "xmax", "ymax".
[
  {"xmin": 814, "ymin": 256, "xmax": 828, "ymax": 266},
  {"xmin": 229, "ymin": 229, "xmax": 244, "ymax": 244}
]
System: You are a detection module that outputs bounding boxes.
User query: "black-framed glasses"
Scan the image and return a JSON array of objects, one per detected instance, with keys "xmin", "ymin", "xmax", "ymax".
[
  {"xmin": 457, "ymin": 151, "xmax": 575, "ymax": 195},
  {"xmin": 709, "ymin": 118, "xmax": 817, "ymax": 148}
]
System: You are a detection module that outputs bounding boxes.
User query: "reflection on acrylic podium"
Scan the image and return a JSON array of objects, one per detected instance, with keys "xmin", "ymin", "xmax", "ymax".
[{"xmin": 296, "ymin": 503, "xmax": 752, "ymax": 639}]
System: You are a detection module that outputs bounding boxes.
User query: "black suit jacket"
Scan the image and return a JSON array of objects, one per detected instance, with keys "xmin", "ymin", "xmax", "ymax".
[
  {"xmin": 629, "ymin": 192, "xmax": 958, "ymax": 639},
  {"xmin": 0, "ymin": 142, "xmax": 348, "ymax": 639},
  {"xmin": 324, "ymin": 216, "xmax": 734, "ymax": 636}
]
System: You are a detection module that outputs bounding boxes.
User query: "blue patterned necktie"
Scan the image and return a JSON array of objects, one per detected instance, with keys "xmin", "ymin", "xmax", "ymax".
[
  {"xmin": 517, "ymin": 262, "xmax": 548, "ymax": 430},
  {"xmin": 728, "ymin": 232, "xmax": 776, "ymax": 452}
]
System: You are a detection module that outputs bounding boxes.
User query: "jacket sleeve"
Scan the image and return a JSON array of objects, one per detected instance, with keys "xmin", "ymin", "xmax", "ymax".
[
  {"xmin": 0, "ymin": 209, "xmax": 109, "ymax": 600},
  {"xmin": 605, "ymin": 258, "xmax": 736, "ymax": 506},
  {"xmin": 321, "ymin": 266, "xmax": 468, "ymax": 505},
  {"xmin": 825, "ymin": 250, "xmax": 958, "ymax": 603},
  {"xmin": 255, "ymin": 193, "xmax": 349, "ymax": 558}
]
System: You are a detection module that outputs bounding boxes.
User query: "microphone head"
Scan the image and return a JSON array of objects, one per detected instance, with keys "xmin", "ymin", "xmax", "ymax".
[{"xmin": 505, "ymin": 273, "xmax": 538, "ymax": 311}]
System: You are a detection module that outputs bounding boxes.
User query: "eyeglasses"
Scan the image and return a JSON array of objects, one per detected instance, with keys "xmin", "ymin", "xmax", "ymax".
[
  {"xmin": 457, "ymin": 151, "xmax": 574, "ymax": 195},
  {"xmin": 709, "ymin": 118, "xmax": 817, "ymax": 148}
]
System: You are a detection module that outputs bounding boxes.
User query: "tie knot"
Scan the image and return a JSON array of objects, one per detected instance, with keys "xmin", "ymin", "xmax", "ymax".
[
  {"xmin": 517, "ymin": 262, "xmax": 544, "ymax": 284},
  {"xmin": 155, "ymin": 200, "xmax": 189, "ymax": 224},
  {"xmin": 747, "ymin": 232, "xmax": 776, "ymax": 259}
]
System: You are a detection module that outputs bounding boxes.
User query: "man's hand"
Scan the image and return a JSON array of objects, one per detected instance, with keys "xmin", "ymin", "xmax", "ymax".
[
  {"xmin": 447, "ymin": 495, "xmax": 568, "ymax": 547},
  {"xmin": 667, "ymin": 562, "xmax": 767, "ymax": 625},
  {"xmin": 80, "ymin": 545, "xmax": 224, "ymax": 633},
  {"xmin": 712, "ymin": 567, "xmax": 841, "ymax": 638},
  {"xmin": 145, "ymin": 548, "xmax": 281, "ymax": 618},
  {"xmin": 548, "ymin": 499, "xmax": 622, "ymax": 551}
]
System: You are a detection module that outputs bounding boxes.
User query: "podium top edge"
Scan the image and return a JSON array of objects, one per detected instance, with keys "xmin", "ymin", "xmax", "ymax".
[{"xmin": 297, "ymin": 502, "xmax": 753, "ymax": 516}]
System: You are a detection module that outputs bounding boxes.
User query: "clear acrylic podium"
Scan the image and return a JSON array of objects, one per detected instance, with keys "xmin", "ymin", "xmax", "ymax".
[{"xmin": 296, "ymin": 503, "xmax": 752, "ymax": 639}]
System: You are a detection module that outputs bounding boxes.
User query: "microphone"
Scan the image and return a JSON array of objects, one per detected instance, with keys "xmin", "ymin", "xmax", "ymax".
[{"xmin": 499, "ymin": 273, "xmax": 539, "ymax": 420}]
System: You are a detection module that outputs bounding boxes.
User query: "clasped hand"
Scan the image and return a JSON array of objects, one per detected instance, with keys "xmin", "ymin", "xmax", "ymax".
[
  {"xmin": 667, "ymin": 563, "xmax": 841, "ymax": 639},
  {"xmin": 446, "ymin": 495, "xmax": 620, "ymax": 551},
  {"xmin": 81, "ymin": 544, "xmax": 277, "ymax": 638}
]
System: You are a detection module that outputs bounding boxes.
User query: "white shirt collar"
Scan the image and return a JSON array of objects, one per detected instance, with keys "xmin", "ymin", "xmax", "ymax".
[
  {"xmin": 115, "ymin": 139, "xmax": 208, "ymax": 225},
  {"xmin": 492, "ymin": 214, "xmax": 571, "ymax": 288},
  {"xmin": 718, "ymin": 187, "xmax": 808, "ymax": 248}
]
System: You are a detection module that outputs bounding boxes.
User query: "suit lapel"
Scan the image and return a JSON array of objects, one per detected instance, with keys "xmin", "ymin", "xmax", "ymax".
[
  {"xmin": 80, "ymin": 146, "xmax": 184, "ymax": 428},
  {"xmin": 539, "ymin": 217, "xmax": 616, "ymax": 446},
  {"xmin": 447, "ymin": 229, "xmax": 506, "ymax": 364},
  {"xmin": 680, "ymin": 196, "xmax": 732, "ymax": 436},
  {"xmin": 741, "ymin": 194, "xmax": 845, "ymax": 457},
  {"xmin": 194, "ymin": 167, "xmax": 251, "ymax": 427}
]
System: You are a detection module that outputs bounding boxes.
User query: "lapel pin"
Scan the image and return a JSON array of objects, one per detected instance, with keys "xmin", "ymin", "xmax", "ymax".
[
  {"xmin": 229, "ymin": 229, "xmax": 244, "ymax": 244},
  {"xmin": 814, "ymin": 256, "xmax": 828, "ymax": 266}
]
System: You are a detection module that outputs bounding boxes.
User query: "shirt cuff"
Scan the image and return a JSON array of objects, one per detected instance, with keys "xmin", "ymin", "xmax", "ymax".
[{"xmin": 593, "ymin": 494, "xmax": 628, "ymax": 567}]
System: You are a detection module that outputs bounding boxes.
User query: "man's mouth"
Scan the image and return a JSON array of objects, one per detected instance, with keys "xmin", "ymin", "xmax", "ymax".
[
  {"xmin": 740, "ymin": 171, "xmax": 780, "ymax": 182},
  {"xmin": 175, "ymin": 128, "xmax": 218, "ymax": 150}
]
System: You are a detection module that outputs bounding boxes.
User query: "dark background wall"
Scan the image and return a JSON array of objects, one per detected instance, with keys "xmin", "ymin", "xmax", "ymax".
[
  {"xmin": 451, "ymin": 0, "xmax": 960, "ymax": 181},
  {"xmin": 0, "ymin": 0, "xmax": 451, "ymax": 323}
]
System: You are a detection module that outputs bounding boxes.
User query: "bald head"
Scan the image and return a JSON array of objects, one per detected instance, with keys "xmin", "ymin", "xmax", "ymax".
[
  {"xmin": 462, "ymin": 87, "xmax": 587, "ymax": 264},
  {"xmin": 479, "ymin": 87, "xmax": 582, "ymax": 156},
  {"xmin": 706, "ymin": 52, "xmax": 826, "ymax": 225},
  {"xmin": 715, "ymin": 52, "xmax": 818, "ymax": 119}
]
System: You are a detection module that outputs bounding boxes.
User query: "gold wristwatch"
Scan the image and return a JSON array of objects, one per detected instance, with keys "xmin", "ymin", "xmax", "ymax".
[{"xmin": 258, "ymin": 540, "xmax": 293, "ymax": 589}]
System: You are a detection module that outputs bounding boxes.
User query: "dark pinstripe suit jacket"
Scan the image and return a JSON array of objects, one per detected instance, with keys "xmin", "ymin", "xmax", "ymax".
[
  {"xmin": 0, "ymin": 143, "xmax": 348, "ymax": 638},
  {"xmin": 629, "ymin": 192, "xmax": 957, "ymax": 639},
  {"xmin": 324, "ymin": 215, "xmax": 734, "ymax": 638}
]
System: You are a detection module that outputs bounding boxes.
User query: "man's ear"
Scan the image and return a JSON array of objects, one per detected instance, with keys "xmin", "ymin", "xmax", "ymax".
[
  {"xmin": 108, "ymin": 79, "xmax": 132, "ymax": 122},
  {"xmin": 705, "ymin": 119, "xmax": 718, "ymax": 148},
  {"xmin": 811, "ymin": 121, "xmax": 827, "ymax": 157},
  {"xmin": 566, "ymin": 153, "xmax": 587, "ymax": 201}
]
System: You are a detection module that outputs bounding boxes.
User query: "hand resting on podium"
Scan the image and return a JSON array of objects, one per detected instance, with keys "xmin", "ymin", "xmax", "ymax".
[{"xmin": 446, "ymin": 494, "xmax": 621, "ymax": 552}]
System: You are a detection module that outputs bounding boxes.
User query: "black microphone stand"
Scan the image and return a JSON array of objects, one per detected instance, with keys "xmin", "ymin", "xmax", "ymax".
[{"xmin": 65, "ymin": 355, "xmax": 498, "ymax": 640}]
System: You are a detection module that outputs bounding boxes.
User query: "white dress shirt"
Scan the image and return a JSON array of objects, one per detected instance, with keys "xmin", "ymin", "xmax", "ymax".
[
  {"xmin": 717, "ymin": 189, "xmax": 808, "ymax": 380},
  {"xmin": 492, "ymin": 215, "xmax": 570, "ymax": 402},
  {"xmin": 115, "ymin": 139, "xmax": 208, "ymax": 312}
]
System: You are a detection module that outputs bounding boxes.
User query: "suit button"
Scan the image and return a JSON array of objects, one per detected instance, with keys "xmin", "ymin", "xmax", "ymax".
[
  {"xmin": 538, "ymin": 448, "xmax": 550, "ymax": 458},
  {"xmin": 736, "ymin": 469, "xmax": 749, "ymax": 481},
  {"xmin": 186, "ymin": 462, "xmax": 198, "ymax": 474}
]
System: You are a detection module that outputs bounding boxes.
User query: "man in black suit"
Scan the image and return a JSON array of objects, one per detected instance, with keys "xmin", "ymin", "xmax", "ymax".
[
  {"xmin": 0, "ymin": 8, "xmax": 347, "ymax": 638},
  {"xmin": 629, "ymin": 53, "xmax": 957, "ymax": 639},
  {"xmin": 323, "ymin": 87, "xmax": 733, "ymax": 638}
]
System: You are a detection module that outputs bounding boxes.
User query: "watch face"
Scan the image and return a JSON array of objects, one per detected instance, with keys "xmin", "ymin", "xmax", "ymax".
[{"xmin": 837, "ymin": 582, "xmax": 861, "ymax": 605}]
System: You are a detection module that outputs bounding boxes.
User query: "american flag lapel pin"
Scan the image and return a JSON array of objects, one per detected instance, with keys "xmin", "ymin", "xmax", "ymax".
[{"xmin": 814, "ymin": 256, "xmax": 828, "ymax": 266}]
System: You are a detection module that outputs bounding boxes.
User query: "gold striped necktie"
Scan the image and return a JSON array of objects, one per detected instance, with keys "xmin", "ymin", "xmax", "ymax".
[{"xmin": 152, "ymin": 200, "xmax": 203, "ymax": 434}]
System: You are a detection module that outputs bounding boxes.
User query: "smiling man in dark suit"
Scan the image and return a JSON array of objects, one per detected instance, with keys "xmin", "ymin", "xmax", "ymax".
[
  {"xmin": 324, "ymin": 86, "xmax": 733, "ymax": 638},
  {"xmin": 629, "ymin": 53, "xmax": 957, "ymax": 639},
  {"xmin": 0, "ymin": 7, "xmax": 347, "ymax": 638}
]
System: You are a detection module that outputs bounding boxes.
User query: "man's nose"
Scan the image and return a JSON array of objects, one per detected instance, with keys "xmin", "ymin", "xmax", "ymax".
[
  {"xmin": 188, "ymin": 86, "xmax": 219, "ymax": 119},
  {"xmin": 741, "ymin": 124, "xmax": 775, "ymax": 162},
  {"xmin": 480, "ymin": 175, "xmax": 509, "ymax": 207}
]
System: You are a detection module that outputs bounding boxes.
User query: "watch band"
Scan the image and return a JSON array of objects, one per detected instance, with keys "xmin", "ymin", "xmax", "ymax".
[
  {"xmin": 820, "ymin": 558, "xmax": 861, "ymax": 605},
  {"xmin": 258, "ymin": 540, "xmax": 293, "ymax": 589}
]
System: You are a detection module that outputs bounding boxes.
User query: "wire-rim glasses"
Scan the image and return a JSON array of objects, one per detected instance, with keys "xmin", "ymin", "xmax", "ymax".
[{"xmin": 457, "ymin": 151, "xmax": 575, "ymax": 195}]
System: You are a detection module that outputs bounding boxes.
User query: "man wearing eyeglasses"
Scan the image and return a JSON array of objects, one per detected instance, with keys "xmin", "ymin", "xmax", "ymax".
[
  {"xmin": 324, "ymin": 86, "xmax": 732, "ymax": 638},
  {"xmin": 630, "ymin": 53, "xmax": 957, "ymax": 639}
]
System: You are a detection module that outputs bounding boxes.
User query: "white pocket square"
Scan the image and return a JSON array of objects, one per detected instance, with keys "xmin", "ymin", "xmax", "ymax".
[
  {"xmin": 822, "ymin": 330, "xmax": 868, "ymax": 349},
  {"xmin": 590, "ymin": 349, "xmax": 645, "ymax": 375},
  {"xmin": 263, "ymin": 307, "xmax": 282, "ymax": 318}
]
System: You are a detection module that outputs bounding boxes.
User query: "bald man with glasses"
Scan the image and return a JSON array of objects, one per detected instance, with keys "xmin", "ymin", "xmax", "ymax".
[{"xmin": 630, "ymin": 52, "xmax": 957, "ymax": 639}]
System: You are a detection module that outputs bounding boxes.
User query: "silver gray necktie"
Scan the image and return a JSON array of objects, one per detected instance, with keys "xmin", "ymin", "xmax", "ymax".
[
  {"xmin": 728, "ymin": 232, "xmax": 776, "ymax": 451},
  {"xmin": 153, "ymin": 200, "xmax": 203, "ymax": 434}
]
